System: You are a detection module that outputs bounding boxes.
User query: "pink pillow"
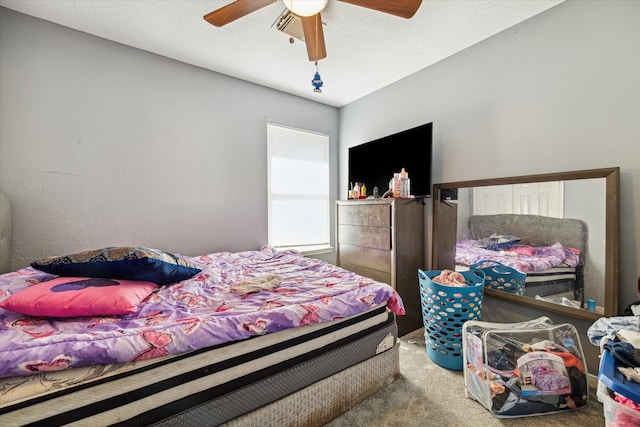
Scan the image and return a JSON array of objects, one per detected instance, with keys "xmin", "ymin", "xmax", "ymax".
[
  {"xmin": 510, "ymin": 245, "xmax": 535, "ymax": 256},
  {"xmin": 0, "ymin": 277, "xmax": 158, "ymax": 317}
]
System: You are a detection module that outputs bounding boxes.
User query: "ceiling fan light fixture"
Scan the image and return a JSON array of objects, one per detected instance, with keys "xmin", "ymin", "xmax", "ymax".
[{"xmin": 282, "ymin": 0, "xmax": 328, "ymax": 17}]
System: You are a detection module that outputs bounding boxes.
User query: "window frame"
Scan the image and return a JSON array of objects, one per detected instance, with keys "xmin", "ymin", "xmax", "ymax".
[{"xmin": 266, "ymin": 123, "xmax": 331, "ymax": 254}]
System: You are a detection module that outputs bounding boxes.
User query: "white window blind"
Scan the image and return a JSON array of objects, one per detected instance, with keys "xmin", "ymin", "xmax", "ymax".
[{"xmin": 267, "ymin": 123, "xmax": 330, "ymax": 249}]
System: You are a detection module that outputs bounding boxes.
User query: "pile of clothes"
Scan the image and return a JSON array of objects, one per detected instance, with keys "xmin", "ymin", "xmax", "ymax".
[{"xmin": 431, "ymin": 269, "xmax": 469, "ymax": 287}]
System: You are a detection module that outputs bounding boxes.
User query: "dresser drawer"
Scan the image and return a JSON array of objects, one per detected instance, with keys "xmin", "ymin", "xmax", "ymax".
[
  {"xmin": 337, "ymin": 204, "xmax": 390, "ymax": 227},
  {"xmin": 338, "ymin": 224, "xmax": 391, "ymax": 250},
  {"xmin": 338, "ymin": 243, "xmax": 391, "ymax": 274},
  {"xmin": 338, "ymin": 261, "xmax": 392, "ymax": 286}
]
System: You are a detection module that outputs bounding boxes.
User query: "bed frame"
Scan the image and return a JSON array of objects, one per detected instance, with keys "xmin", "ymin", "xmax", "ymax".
[{"xmin": 467, "ymin": 214, "xmax": 587, "ymax": 302}]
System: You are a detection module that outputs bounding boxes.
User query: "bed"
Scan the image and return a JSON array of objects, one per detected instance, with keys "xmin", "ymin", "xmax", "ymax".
[
  {"xmin": 0, "ymin": 245, "xmax": 404, "ymax": 426},
  {"xmin": 454, "ymin": 214, "xmax": 587, "ymax": 303}
]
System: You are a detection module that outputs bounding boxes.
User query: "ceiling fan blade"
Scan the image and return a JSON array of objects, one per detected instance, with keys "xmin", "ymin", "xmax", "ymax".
[
  {"xmin": 338, "ymin": 0, "xmax": 422, "ymax": 19},
  {"xmin": 301, "ymin": 13, "xmax": 327, "ymax": 62},
  {"xmin": 204, "ymin": 0, "xmax": 276, "ymax": 27}
]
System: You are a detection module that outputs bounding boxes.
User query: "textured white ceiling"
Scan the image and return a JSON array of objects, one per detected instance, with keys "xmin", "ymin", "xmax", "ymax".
[{"xmin": 0, "ymin": 0, "xmax": 564, "ymax": 107}]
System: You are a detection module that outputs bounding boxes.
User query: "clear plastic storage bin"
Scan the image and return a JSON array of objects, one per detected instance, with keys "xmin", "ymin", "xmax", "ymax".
[
  {"xmin": 463, "ymin": 317, "xmax": 589, "ymax": 417},
  {"xmin": 598, "ymin": 345, "xmax": 640, "ymax": 426}
]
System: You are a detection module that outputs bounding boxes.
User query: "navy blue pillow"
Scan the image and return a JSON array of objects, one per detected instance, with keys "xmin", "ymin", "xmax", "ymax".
[
  {"xmin": 474, "ymin": 234, "xmax": 522, "ymax": 251},
  {"xmin": 31, "ymin": 247, "xmax": 202, "ymax": 286}
]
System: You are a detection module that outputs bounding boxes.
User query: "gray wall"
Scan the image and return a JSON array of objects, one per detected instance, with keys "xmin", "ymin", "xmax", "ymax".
[
  {"xmin": 339, "ymin": 0, "xmax": 639, "ymax": 372},
  {"xmin": 0, "ymin": 7, "xmax": 339, "ymax": 270}
]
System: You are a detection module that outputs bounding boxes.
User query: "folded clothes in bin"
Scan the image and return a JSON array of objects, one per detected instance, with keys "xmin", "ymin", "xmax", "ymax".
[{"xmin": 463, "ymin": 316, "xmax": 589, "ymax": 417}]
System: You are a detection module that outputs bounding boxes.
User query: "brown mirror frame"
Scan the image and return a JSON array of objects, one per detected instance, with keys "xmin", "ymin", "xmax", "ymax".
[{"xmin": 432, "ymin": 167, "xmax": 619, "ymax": 322}]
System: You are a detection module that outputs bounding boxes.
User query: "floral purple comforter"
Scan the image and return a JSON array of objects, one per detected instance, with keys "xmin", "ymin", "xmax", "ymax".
[
  {"xmin": 455, "ymin": 240, "xmax": 580, "ymax": 273},
  {"xmin": 0, "ymin": 246, "xmax": 404, "ymax": 379}
]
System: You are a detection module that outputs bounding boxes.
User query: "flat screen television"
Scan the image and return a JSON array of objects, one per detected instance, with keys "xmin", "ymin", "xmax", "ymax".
[{"xmin": 348, "ymin": 122, "xmax": 433, "ymax": 199}]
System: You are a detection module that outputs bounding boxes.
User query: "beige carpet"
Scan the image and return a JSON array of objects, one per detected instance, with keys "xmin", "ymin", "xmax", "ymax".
[{"xmin": 326, "ymin": 328, "xmax": 605, "ymax": 427}]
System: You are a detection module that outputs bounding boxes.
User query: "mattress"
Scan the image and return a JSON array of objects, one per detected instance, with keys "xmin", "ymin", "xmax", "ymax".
[
  {"xmin": 0, "ymin": 246, "xmax": 404, "ymax": 380},
  {"xmin": 0, "ymin": 304, "xmax": 394, "ymax": 426}
]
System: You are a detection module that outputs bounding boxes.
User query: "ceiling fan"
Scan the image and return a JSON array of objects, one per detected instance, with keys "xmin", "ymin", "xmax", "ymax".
[{"xmin": 203, "ymin": 0, "xmax": 423, "ymax": 62}]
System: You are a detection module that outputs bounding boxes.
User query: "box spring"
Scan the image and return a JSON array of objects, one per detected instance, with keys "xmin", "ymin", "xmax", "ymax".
[{"xmin": 522, "ymin": 266, "xmax": 577, "ymax": 297}]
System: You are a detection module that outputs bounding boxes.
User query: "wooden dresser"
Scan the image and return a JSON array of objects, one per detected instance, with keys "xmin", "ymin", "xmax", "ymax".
[{"xmin": 336, "ymin": 198, "xmax": 425, "ymax": 336}]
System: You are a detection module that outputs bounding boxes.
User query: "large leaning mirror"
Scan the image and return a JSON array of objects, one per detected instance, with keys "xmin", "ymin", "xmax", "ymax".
[{"xmin": 432, "ymin": 167, "xmax": 619, "ymax": 321}]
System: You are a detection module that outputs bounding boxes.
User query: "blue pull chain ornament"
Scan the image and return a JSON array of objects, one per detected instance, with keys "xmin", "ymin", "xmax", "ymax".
[{"xmin": 312, "ymin": 62, "xmax": 323, "ymax": 93}]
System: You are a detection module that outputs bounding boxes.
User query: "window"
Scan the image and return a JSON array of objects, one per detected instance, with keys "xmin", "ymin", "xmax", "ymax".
[{"xmin": 267, "ymin": 123, "xmax": 330, "ymax": 252}]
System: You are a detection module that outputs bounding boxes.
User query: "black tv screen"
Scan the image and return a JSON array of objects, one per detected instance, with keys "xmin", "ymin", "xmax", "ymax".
[{"xmin": 348, "ymin": 122, "xmax": 433, "ymax": 198}]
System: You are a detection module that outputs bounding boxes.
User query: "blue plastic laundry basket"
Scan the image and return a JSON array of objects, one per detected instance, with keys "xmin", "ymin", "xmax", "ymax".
[
  {"xmin": 470, "ymin": 260, "xmax": 526, "ymax": 296},
  {"xmin": 418, "ymin": 269, "xmax": 485, "ymax": 371}
]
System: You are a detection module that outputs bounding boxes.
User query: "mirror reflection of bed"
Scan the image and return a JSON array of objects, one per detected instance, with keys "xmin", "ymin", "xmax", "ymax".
[
  {"xmin": 455, "ymin": 212, "xmax": 591, "ymax": 311},
  {"xmin": 432, "ymin": 167, "xmax": 619, "ymax": 319}
]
